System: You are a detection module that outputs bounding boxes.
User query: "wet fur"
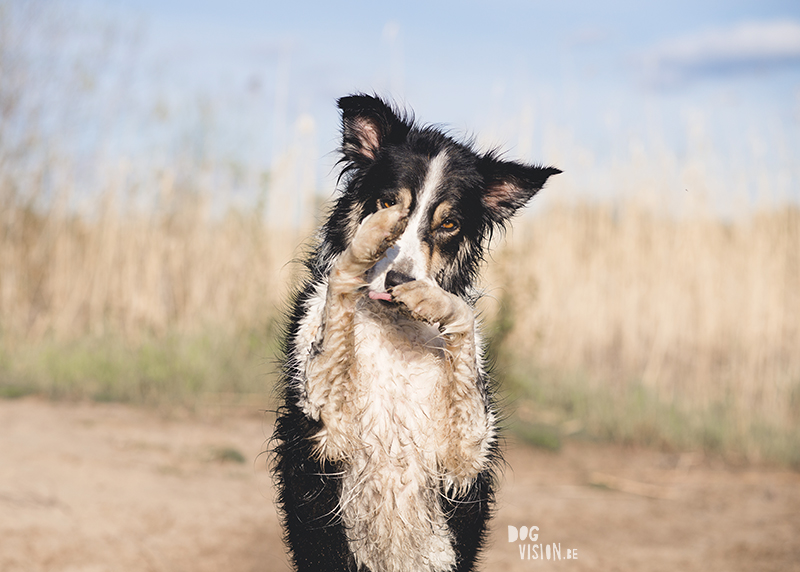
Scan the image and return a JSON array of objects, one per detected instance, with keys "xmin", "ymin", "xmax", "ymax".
[{"xmin": 272, "ymin": 95, "xmax": 559, "ymax": 572}]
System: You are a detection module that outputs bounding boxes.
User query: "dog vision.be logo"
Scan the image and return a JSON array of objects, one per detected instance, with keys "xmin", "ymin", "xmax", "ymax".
[{"xmin": 508, "ymin": 526, "xmax": 579, "ymax": 561}]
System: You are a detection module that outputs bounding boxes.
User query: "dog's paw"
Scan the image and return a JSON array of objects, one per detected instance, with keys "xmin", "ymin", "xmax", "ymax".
[
  {"xmin": 440, "ymin": 433, "xmax": 494, "ymax": 494},
  {"xmin": 346, "ymin": 205, "xmax": 409, "ymax": 269},
  {"xmin": 440, "ymin": 447, "xmax": 485, "ymax": 494},
  {"xmin": 390, "ymin": 280, "xmax": 473, "ymax": 335}
]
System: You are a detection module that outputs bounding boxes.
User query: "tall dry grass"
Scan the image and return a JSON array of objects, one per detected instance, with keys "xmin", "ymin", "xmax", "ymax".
[
  {"xmin": 484, "ymin": 201, "xmax": 800, "ymax": 460},
  {"xmin": 2, "ymin": 169, "xmax": 799, "ymax": 460},
  {"xmin": 0, "ymin": 170, "xmax": 308, "ymax": 406},
  {"xmin": 498, "ymin": 204, "xmax": 799, "ymax": 392},
  {"xmin": 3, "ymin": 180, "xmax": 799, "ymax": 419},
  {"xmin": 0, "ymin": 179, "xmax": 303, "ymax": 342}
]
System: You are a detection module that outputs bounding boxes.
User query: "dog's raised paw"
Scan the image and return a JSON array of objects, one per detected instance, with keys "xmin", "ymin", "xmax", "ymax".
[
  {"xmin": 348, "ymin": 205, "xmax": 409, "ymax": 267},
  {"xmin": 390, "ymin": 280, "xmax": 471, "ymax": 331}
]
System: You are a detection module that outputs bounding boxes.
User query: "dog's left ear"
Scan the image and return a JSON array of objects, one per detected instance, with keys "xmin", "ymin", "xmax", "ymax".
[
  {"xmin": 478, "ymin": 155, "xmax": 561, "ymax": 223},
  {"xmin": 338, "ymin": 94, "xmax": 411, "ymax": 165}
]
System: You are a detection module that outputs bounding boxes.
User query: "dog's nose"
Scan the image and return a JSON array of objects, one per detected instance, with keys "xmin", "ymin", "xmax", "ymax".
[{"xmin": 385, "ymin": 270, "xmax": 414, "ymax": 289}]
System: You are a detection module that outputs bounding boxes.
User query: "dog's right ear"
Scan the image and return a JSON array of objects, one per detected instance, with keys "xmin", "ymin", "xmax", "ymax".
[{"xmin": 338, "ymin": 95, "xmax": 411, "ymax": 165}]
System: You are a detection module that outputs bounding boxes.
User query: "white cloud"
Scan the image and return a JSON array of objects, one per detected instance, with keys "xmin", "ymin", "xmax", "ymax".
[{"xmin": 640, "ymin": 20, "xmax": 800, "ymax": 87}]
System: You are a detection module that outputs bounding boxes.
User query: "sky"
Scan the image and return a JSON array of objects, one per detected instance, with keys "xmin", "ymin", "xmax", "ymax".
[{"xmin": 30, "ymin": 0, "xmax": 800, "ymax": 212}]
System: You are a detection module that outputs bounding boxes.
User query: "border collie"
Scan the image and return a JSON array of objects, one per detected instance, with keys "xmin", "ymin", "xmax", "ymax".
[{"xmin": 272, "ymin": 94, "xmax": 559, "ymax": 572}]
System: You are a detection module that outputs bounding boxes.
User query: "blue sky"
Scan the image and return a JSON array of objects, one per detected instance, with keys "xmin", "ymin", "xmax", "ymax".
[{"xmin": 61, "ymin": 0, "xmax": 800, "ymax": 208}]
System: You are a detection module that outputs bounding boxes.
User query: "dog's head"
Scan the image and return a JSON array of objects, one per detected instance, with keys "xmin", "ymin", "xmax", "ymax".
[{"xmin": 319, "ymin": 94, "xmax": 560, "ymax": 298}]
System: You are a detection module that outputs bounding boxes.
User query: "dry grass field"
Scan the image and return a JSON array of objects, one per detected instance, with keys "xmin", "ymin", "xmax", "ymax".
[{"xmin": 1, "ymin": 184, "xmax": 798, "ymax": 464}]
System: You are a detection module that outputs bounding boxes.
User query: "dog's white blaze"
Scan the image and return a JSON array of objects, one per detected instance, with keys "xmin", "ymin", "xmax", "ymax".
[{"xmin": 368, "ymin": 152, "xmax": 448, "ymax": 292}]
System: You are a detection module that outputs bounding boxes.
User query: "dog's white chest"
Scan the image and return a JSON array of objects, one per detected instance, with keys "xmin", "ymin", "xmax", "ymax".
[
  {"xmin": 353, "ymin": 309, "xmax": 444, "ymax": 445},
  {"xmin": 341, "ymin": 307, "xmax": 456, "ymax": 572}
]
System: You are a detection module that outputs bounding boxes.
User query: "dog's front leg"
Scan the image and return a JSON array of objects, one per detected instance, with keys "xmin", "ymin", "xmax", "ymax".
[
  {"xmin": 303, "ymin": 205, "xmax": 409, "ymax": 460},
  {"xmin": 389, "ymin": 281, "xmax": 494, "ymax": 490}
]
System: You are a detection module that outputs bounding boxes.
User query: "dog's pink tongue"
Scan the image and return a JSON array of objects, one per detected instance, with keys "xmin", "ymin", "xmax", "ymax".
[{"xmin": 369, "ymin": 291, "xmax": 392, "ymax": 302}]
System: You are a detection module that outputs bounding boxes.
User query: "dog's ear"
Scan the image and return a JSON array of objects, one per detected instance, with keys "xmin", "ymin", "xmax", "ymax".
[
  {"xmin": 478, "ymin": 155, "xmax": 561, "ymax": 224},
  {"xmin": 338, "ymin": 95, "xmax": 411, "ymax": 165}
]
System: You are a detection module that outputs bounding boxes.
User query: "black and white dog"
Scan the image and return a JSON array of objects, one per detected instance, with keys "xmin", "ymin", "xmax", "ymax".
[{"xmin": 272, "ymin": 95, "xmax": 559, "ymax": 572}]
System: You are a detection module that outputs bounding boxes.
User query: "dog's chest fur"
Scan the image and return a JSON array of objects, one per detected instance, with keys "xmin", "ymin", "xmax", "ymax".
[
  {"xmin": 347, "ymin": 304, "xmax": 456, "ymax": 571},
  {"xmin": 297, "ymin": 287, "xmax": 458, "ymax": 572},
  {"xmin": 353, "ymin": 301, "xmax": 446, "ymax": 444}
]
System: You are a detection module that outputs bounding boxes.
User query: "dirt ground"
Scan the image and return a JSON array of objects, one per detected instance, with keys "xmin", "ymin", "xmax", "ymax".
[{"xmin": 1, "ymin": 398, "xmax": 798, "ymax": 572}]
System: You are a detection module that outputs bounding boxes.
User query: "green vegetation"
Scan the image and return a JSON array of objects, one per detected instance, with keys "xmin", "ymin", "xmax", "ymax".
[
  {"xmin": 209, "ymin": 446, "xmax": 247, "ymax": 464},
  {"xmin": 498, "ymin": 358, "xmax": 800, "ymax": 468},
  {"xmin": 0, "ymin": 327, "xmax": 280, "ymax": 409}
]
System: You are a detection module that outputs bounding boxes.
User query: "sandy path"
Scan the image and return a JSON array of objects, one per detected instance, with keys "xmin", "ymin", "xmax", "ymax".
[{"xmin": 1, "ymin": 398, "xmax": 798, "ymax": 571}]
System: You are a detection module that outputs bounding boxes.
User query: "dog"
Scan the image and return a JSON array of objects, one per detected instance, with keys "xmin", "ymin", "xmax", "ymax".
[{"xmin": 272, "ymin": 94, "xmax": 559, "ymax": 572}]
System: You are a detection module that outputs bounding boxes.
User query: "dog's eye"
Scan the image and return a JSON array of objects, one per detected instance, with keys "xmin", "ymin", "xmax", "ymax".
[
  {"xmin": 378, "ymin": 197, "xmax": 396, "ymax": 209},
  {"xmin": 440, "ymin": 218, "xmax": 459, "ymax": 231}
]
